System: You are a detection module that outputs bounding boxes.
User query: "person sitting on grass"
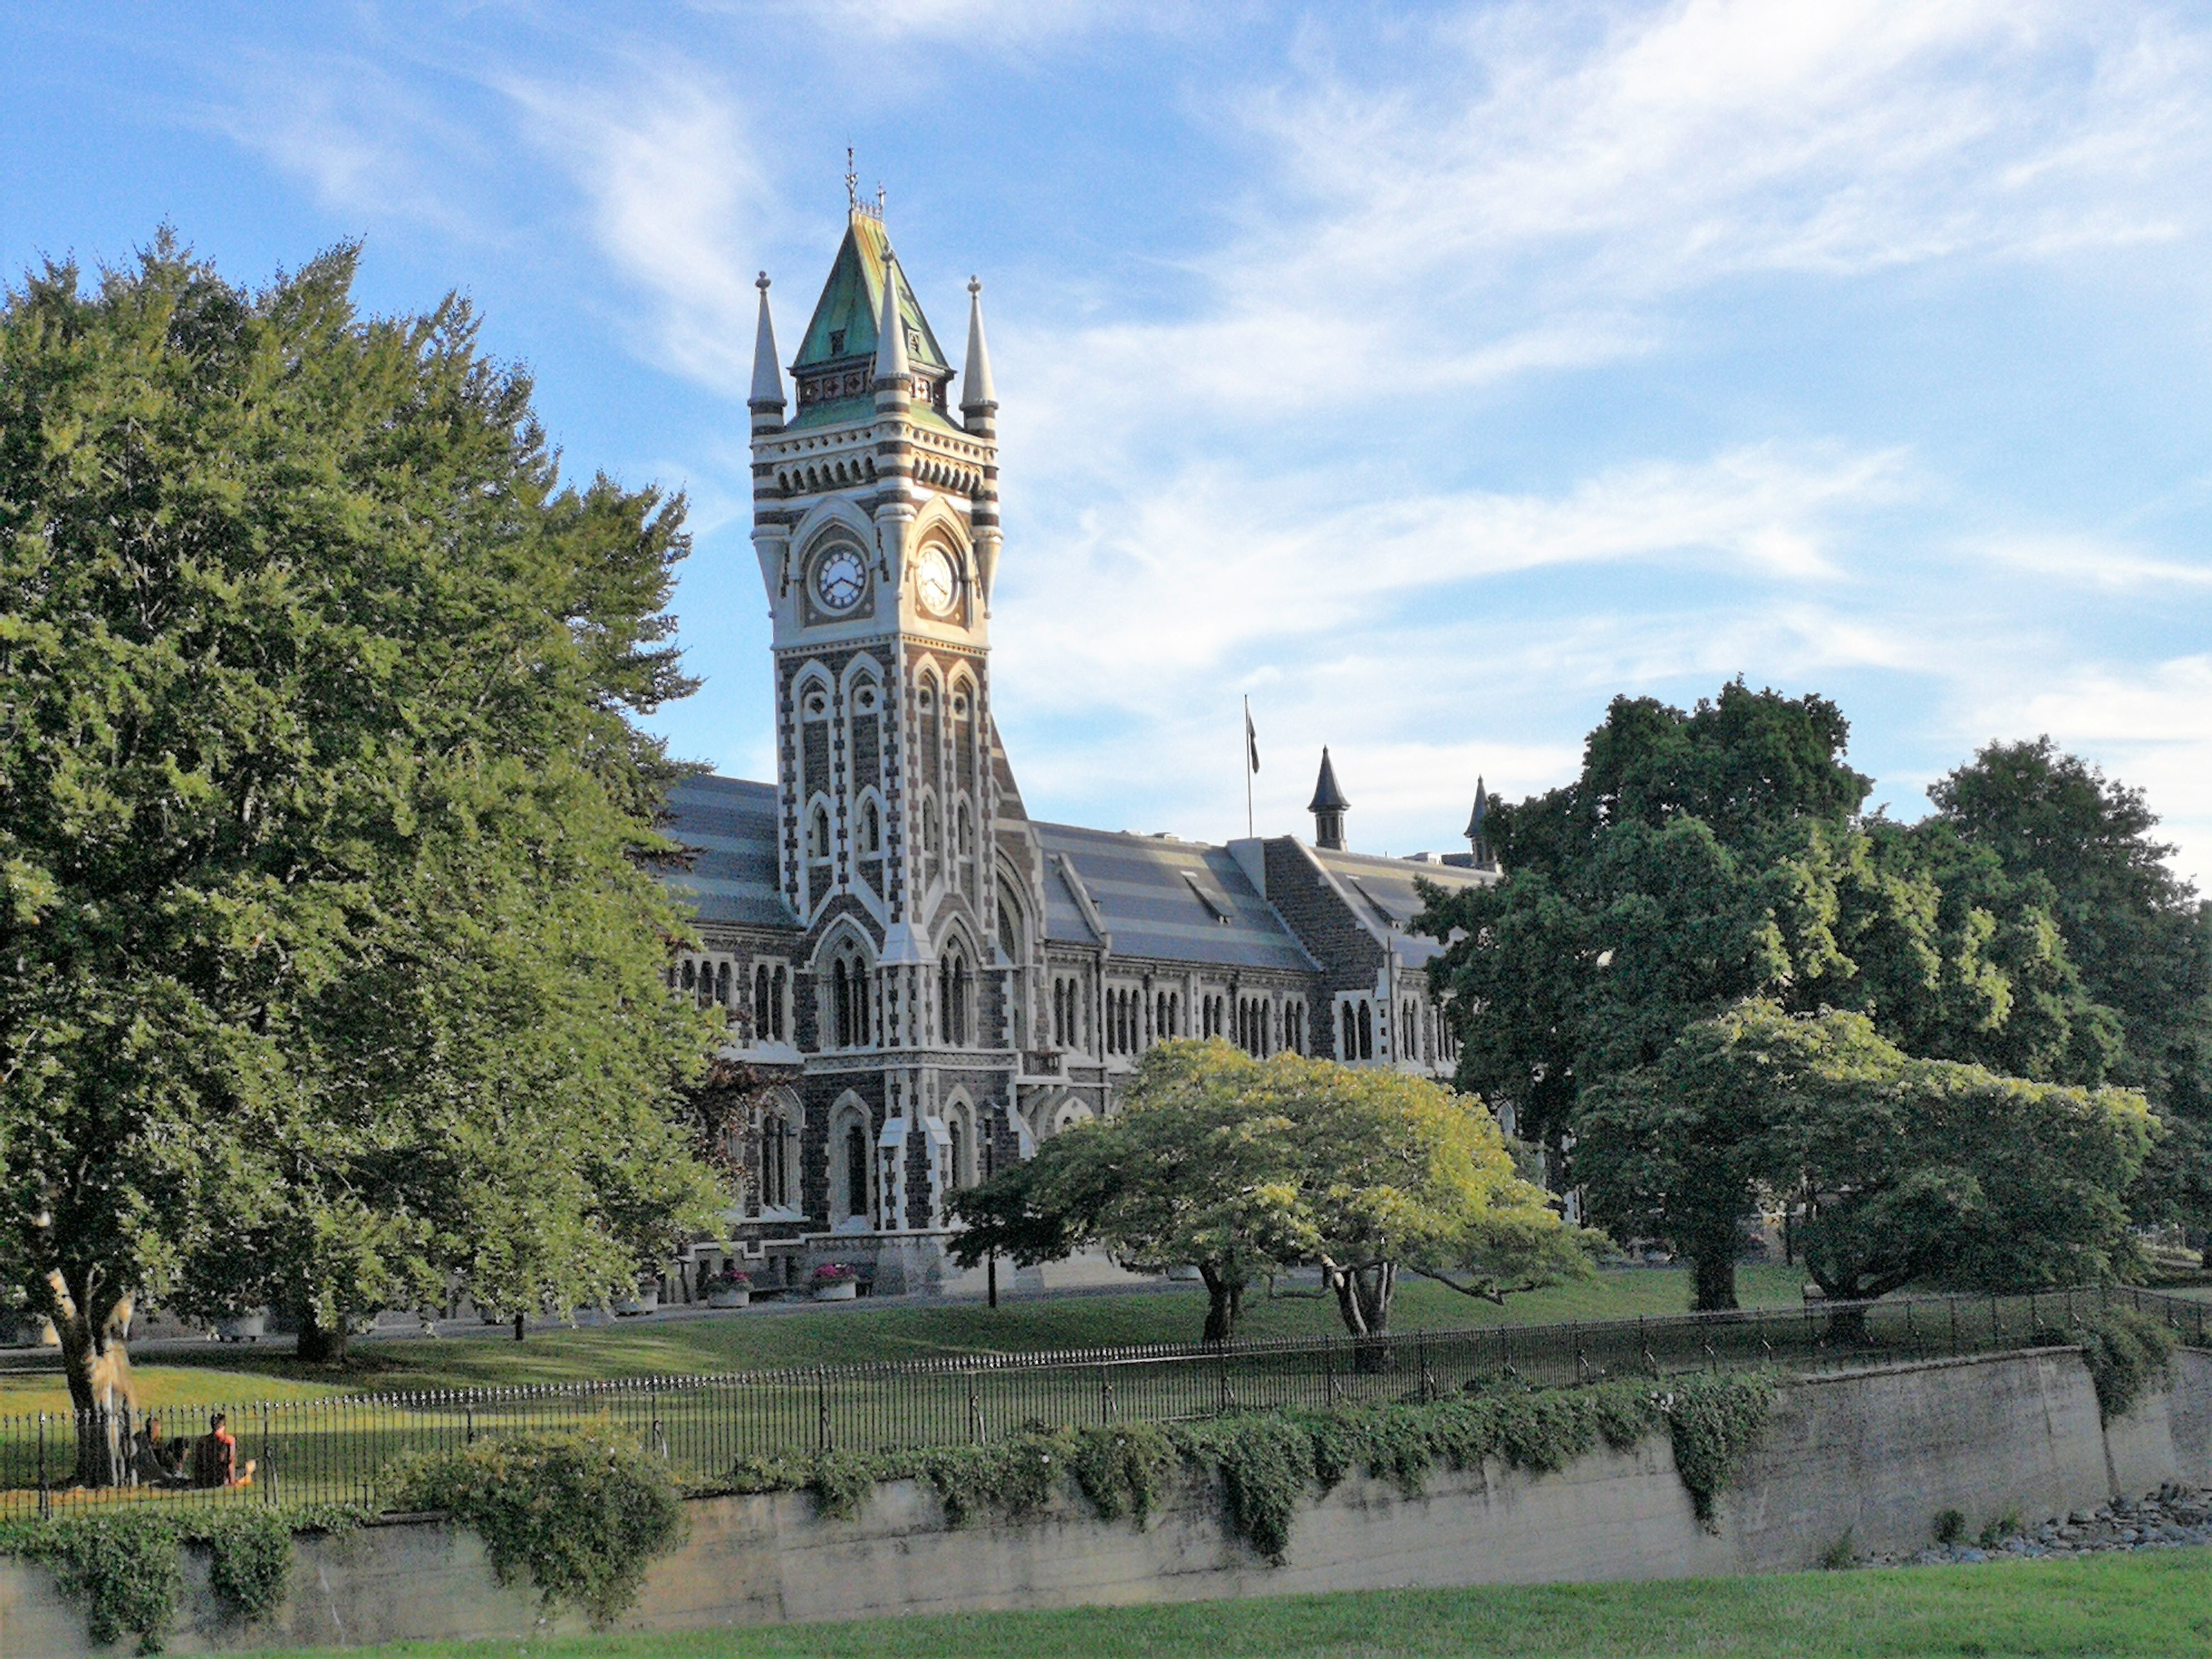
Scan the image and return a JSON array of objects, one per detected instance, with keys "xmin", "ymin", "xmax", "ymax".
[
  {"xmin": 130, "ymin": 1416, "xmax": 189, "ymax": 1487},
  {"xmin": 190, "ymin": 1411, "xmax": 257, "ymax": 1488}
]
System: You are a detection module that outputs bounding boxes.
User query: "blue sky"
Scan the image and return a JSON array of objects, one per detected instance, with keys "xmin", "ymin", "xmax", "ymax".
[{"xmin": 8, "ymin": 2, "xmax": 2211, "ymax": 884}]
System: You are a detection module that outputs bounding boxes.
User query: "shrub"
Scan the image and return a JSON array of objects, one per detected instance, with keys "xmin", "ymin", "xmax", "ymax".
[
  {"xmin": 1933, "ymin": 1507, "xmax": 1966, "ymax": 1545},
  {"xmin": 1662, "ymin": 1373, "xmax": 1776, "ymax": 1529},
  {"xmin": 2078, "ymin": 1309, "xmax": 2173, "ymax": 1424},
  {"xmin": 1978, "ymin": 1509, "xmax": 2022, "ymax": 1549},
  {"xmin": 1068, "ymin": 1424, "xmax": 1177, "ymax": 1524},
  {"xmin": 46, "ymin": 1514, "xmax": 185, "ymax": 1653},
  {"xmin": 385, "ymin": 1429, "xmax": 687, "ymax": 1626}
]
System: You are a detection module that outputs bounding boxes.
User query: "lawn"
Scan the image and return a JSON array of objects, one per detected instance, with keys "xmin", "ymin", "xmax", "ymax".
[
  {"xmin": 251, "ymin": 1552, "xmax": 2212, "ymax": 1658},
  {"xmin": 0, "ymin": 1264, "xmax": 1812, "ymax": 1408}
]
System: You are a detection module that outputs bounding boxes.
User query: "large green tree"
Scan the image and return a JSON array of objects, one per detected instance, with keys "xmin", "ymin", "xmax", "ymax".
[
  {"xmin": 0, "ymin": 237, "xmax": 724, "ymax": 1447},
  {"xmin": 1929, "ymin": 738, "xmax": 2212, "ymax": 1232},
  {"xmin": 1580, "ymin": 999, "xmax": 2152, "ymax": 1322},
  {"xmin": 1418, "ymin": 681, "xmax": 2119, "ymax": 1307}
]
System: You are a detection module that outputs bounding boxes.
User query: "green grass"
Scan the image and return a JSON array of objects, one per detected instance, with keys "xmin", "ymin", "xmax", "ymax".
[
  {"xmin": 248, "ymin": 1553, "xmax": 2212, "ymax": 1658},
  {"xmin": 0, "ymin": 1265, "xmax": 1810, "ymax": 1404},
  {"xmin": 0, "ymin": 1365, "xmax": 346, "ymax": 1417}
]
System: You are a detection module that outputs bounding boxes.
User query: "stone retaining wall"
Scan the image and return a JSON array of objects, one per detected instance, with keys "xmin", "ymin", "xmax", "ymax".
[{"xmin": 4, "ymin": 1346, "xmax": 2206, "ymax": 1653}]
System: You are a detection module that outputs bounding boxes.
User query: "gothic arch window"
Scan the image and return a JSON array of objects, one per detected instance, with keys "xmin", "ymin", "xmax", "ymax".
[
  {"xmin": 955, "ymin": 801, "xmax": 976, "ymax": 900},
  {"xmin": 1050, "ymin": 1099, "xmax": 1094, "ymax": 1137},
  {"xmin": 758, "ymin": 1092, "xmax": 801, "ymax": 1211},
  {"xmin": 715, "ymin": 961, "xmax": 731, "ymax": 1007},
  {"xmin": 831, "ymin": 1097, "xmax": 872, "ymax": 1228},
  {"xmin": 680, "ymin": 958, "xmax": 696, "ymax": 993},
  {"xmin": 938, "ymin": 939, "xmax": 973, "ymax": 1048},
  {"xmin": 945, "ymin": 1095, "xmax": 978, "ymax": 1193},
  {"xmin": 859, "ymin": 795, "xmax": 882, "ymax": 855},
  {"xmin": 1342, "ymin": 1001, "xmax": 1356, "ymax": 1061},
  {"xmin": 1358, "ymin": 1000, "xmax": 1374, "ymax": 1061}
]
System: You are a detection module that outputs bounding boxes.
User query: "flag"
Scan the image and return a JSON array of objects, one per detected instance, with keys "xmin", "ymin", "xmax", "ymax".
[{"xmin": 1245, "ymin": 701, "xmax": 1260, "ymax": 774}]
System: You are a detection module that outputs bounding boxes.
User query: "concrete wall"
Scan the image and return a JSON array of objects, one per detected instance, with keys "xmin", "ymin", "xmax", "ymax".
[{"xmin": 5, "ymin": 1346, "xmax": 2209, "ymax": 1655}]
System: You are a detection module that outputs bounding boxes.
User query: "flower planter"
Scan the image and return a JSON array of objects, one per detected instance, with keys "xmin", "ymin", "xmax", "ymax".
[
  {"xmin": 812, "ymin": 1280, "xmax": 858, "ymax": 1302},
  {"xmin": 216, "ymin": 1312, "xmax": 266, "ymax": 1342},
  {"xmin": 709, "ymin": 1287, "xmax": 750, "ymax": 1309},
  {"xmin": 615, "ymin": 1286, "xmax": 661, "ymax": 1316}
]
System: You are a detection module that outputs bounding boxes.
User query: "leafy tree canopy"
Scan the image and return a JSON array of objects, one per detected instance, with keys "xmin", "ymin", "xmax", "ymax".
[
  {"xmin": 951, "ymin": 1040, "xmax": 1595, "ymax": 1346},
  {"xmin": 1580, "ymin": 999, "xmax": 2152, "ymax": 1313},
  {"xmin": 1417, "ymin": 682, "xmax": 2115, "ymax": 1173},
  {"xmin": 0, "ymin": 235, "xmax": 724, "ymax": 1437}
]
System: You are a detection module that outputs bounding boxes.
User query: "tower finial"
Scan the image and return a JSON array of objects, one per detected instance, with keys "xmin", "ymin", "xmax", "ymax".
[
  {"xmin": 748, "ymin": 271, "xmax": 784, "ymax": 428},
  {"xmin": 845, "ymin": 146, "xmax": 858, "ymax": 209},
  {"xmin": 961, "ymin": 275, "xmax": 997, "ymax": 433}
]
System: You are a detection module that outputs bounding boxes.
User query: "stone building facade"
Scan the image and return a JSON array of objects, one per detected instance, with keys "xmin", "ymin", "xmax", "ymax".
[{"xmin": 662, "ymin": 204, "xmax": 1499, "ymax": 1294}]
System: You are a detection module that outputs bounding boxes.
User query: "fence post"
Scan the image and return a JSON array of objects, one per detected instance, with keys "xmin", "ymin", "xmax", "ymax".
[
  {"xmin": 38, "ymin": 1412, "xmax": 48, "ymax": 1521},
  {"xmin": 817, "ymin": 1367, "xmax": 830, "ymax": 1454},
  {"xmin": 261, "ymin": 1406, "xmax": 274, "ymax": 1506}
]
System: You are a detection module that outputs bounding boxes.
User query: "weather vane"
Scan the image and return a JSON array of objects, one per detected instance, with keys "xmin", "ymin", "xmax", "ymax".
[{"xmin": 845, "ymin": 146, "xmax": 858, "ymax": 209}]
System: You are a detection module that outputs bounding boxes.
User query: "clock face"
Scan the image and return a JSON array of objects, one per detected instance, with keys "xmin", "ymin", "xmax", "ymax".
[
  {"xmin": 916, "ymin": 546, "xmax": 958, "ymax": 617},
  {"xmin": 812, "ymin": 547, "xmax": 866, "ymax": 613}
]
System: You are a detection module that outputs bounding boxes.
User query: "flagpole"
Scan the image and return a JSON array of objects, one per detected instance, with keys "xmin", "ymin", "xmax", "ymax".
[{"xmin": 1243, "ymin": 695, "xmax": 1254, "ymax": 840}]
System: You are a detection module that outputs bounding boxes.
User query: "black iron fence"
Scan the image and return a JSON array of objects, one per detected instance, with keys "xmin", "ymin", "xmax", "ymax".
[{"xmin": 5, "ymin": 1283, "xmax": 2204, "ymax": 1522}]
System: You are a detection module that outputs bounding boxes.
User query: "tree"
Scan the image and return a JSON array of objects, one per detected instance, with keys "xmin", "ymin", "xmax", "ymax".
[
  {"xmin": 1930, "ymin": 738, "xmax": 2212, "ymax": 1232},
  {"xmin": 0, "ymin": 236, "xmax": 725, "ymax": 1448},
  {"xmin": 1419, "ymin": 682, "xmax": 2122, "ymax": 1308},
  {"xmin": 949, "ymin": 1042, "xmax": 1295, "ymax": 1340},
  {"xmin": 951, "ymin": 1041, "xmax": 1595, "ymax": 1350},
  {"xmin": 1257, "ymin": 1054, "xmax": 1600, "ymax": 1361},
  {"xmin": 1580, "ymin": 1000, "xmax": 2152, "ymax": 1323}
]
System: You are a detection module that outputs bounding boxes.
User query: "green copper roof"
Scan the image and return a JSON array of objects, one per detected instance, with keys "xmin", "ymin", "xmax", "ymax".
[{"xmin": 792, "ymin": 211, "xmax": 950, "ymax": 375}]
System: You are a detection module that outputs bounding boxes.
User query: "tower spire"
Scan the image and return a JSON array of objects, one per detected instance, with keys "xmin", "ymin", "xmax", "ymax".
[
  {"xmin": 1308, "ymin": 748, "xmax": 1350, "ymax": 851},
  {"xmin": 749, "ymin": 273, "xmax": 784, "ymax": 431},
  {"xmin": 1465, "ymin": 777, "xmax": 1495, "ymax": 871},
  {"xmin": 961, "ymin": 276, "xmax": 997, "ymax": 435},
  {"xmin": 873, "ymin": 248, "xmax": 910, "ymax": 408}
]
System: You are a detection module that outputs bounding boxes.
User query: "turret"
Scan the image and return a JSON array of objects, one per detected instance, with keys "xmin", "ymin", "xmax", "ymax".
[
  {"xmin": 748, "ymin": 273, "xmax": 785, "ymax": 434},
  {"xmin": 961, "ymin": 278, "xmax": 998, "ymax": 438},
  {"xmin": 1308, "ymin": 748, "xmax": 1350, "ymax": 851},
  {"xmin": 964, "ymin": 278, "xmax": 1002, "ymax": 609},
  {"xmin": 873, "ymin": 249, "xmax": 911, "ymax": 413},
  {"xmin": 1465, "ymin": 777, "xmax": 1495, "ymax": 871}
]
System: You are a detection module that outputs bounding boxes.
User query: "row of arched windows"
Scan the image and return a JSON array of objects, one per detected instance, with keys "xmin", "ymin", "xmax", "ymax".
[
  {"xmin": 831, "ymin": 953, "xmax": 872, "ymax": 1048},
  {"xmin": 672, "ymin": 956, "xmax": 790, "ymax": 1049},
  {"xmin": 1104, "ymin": 986, "xmax": 1141, "ymax": 1055}
]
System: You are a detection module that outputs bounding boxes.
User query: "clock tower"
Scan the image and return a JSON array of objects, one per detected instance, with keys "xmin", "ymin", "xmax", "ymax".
[{"xmin": 745, "ymin": 199, "xmax": 1039, "ymax": 1246}]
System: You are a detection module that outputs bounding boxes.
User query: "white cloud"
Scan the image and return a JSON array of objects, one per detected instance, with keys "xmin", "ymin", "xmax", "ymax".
[
  {"xmin": 1975, "ymin": 533, "xmax": 2212, "ymax": 590},
  {"xmin": 503, "ymin": 71, "xmax": 776, "ymax": 386},
  {"xmin": 1961, "ymin": 654, "xmax": 2212, "ymax": 890}
]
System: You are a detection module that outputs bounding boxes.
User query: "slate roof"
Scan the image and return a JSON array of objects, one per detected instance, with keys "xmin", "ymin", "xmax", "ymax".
[
  {"xmin": 1034, "ymin": 822, "xmax": 1317, "ymax": 973},
  {"xmin": 1307, "ymin": 847, "xmax": 1492, "ymax": 969},
  {"xmin": 659, "ymin": 775, "xmax": 797, "ymax": 928}
]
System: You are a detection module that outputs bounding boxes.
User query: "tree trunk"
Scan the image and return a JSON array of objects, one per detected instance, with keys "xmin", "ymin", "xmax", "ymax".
[
  {"xmin": 47, "ymin": 1269, "xmax": 133, "ymax": 1487},
  {"xmin": 1334, "ymin": 1262, "xmax": 1397, "ymax": 1373},
  {"xmin": 295, "ymin": 1304, "xmax": 350, "ymax": 1366},
  {"xmin": 1692, "ymin": 1251, "xmax": 1739, "ymax": 1312},
  {"xmin": 1198, "ymin": 1264, "xmax": 1243, "ymax": 1343}
]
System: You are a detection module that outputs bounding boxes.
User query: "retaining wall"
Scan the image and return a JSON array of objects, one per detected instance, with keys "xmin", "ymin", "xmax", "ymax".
[{"xmin": 4, "ymin": 1346, "xmax": 2208, "ymax": 1653}]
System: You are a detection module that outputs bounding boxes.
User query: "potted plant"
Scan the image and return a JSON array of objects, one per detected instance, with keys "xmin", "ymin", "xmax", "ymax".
[
  {"xmin": 709, "ymin": 1267, "xmax": 752, "ymax": 1309},
  {"xmin": 615, "ymin": 1277, "xmax": 662, "ymax": 1316},
  {"xmin": 215, "ymin": 1310, "xmax": 266, "ymax": 1342},
  {"xmin": 811, "ymin": 1262, "xmax": 859, "ymax": 1302}
]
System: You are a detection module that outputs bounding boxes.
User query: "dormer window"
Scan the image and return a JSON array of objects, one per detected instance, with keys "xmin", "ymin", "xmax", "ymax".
[{"xmin": 829, "ymin": 328, "xmax": 846, "ymax": 355}]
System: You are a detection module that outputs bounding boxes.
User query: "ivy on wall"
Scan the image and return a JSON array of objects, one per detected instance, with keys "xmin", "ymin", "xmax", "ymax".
[
  {"xmin": 724, "ymin": 1372, "xmax": 1777, "ymax": 1562},
  {"xmin": 0, "ymin": 1504, "xmax": 367, "ymax": 1655},
  {"xmin": 2078, "ymin": 1311, "xmax": 2175, "ymax": 1424}
]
